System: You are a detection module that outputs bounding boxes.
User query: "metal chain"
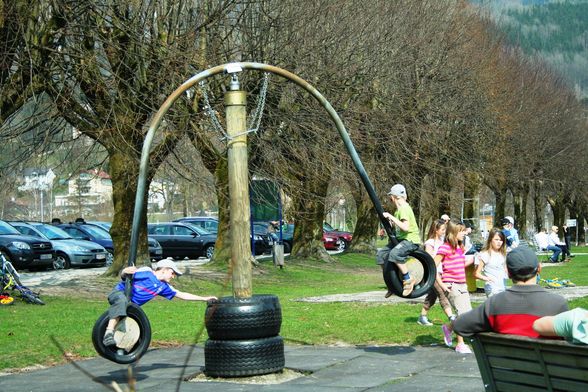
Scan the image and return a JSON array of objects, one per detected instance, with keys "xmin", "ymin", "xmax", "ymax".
[
  {"xmin": 199, "ymin": 72, "xmax": 270, "ymax": 141},
  {"xmin": 199, "ymin": 80, "xmax": 229, "ymax": 139},
  {"xmin": 247, "ymin": 72, "xmax": 270, "ymax": 134}
]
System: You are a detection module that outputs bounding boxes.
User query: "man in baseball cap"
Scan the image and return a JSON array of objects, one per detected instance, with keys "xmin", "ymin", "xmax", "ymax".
[{"xmin": 452, "ymin": 246, "xmax": 567, "ymax": 338}]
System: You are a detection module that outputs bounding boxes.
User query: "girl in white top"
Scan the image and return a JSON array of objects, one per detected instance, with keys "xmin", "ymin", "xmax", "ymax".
[{"xmin": 475, "ymin": 228, "xmax": 507, "ymax": 297}]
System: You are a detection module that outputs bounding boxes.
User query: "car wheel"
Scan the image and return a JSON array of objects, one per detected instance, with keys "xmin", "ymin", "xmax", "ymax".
[
  {"xmin": 205, "ymin": 295, "xmax": 282, "ymax": 340},
  {"xmin": 92, "ymin": 303, "xmax": 152, "ymax": 364},
  {"xmin": 205, "ymin": 245, "xmax": 215, "ymax": 259},
  {"xmin": 105, "ymin": 251, "xmax": 114, "ymax": 266},
  {"xmin": 383, "ymin": 248, "xmax": 436, "ymax": 299},
  {"xmin": 337, "ymin": 239, "xmax": 348, "ymax": 251},
  {"xmin": 204, "ymin": 336, "xmax": 285, "ymax": 377},
  {"xmin": 54, "ymin": 253, "xmax": 69, "ymax": 270}
]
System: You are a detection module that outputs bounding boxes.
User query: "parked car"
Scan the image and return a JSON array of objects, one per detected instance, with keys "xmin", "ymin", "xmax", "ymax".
[
  {"xmin": 0, "ymin": 220, "xmax": 54, "ymax": 271},
  {"xmin": 58, "ymin": 222, "xmax": 163, "ymax": 262},
  {"xmin": 147, "ymin": 222, "xmax": 217, "ymax": 259},
  {"xmin": 175, "ymin": 217, "xmax": 273, "ymax": 255},
  {"xmin": 323, "ymin": 222, "xmax": 353, "ymax": 251},
  {"xmin": 84, "ymin": 221, "xmax": 163, "ymax": 261},
  {"xmin": 9, "ymin": 221, "xmax": 108, "ymax": 269},
  {"xmin": 173, "ymin": 216, "xmax": 219, "ymax": 233},
  {"xmin": 263, "ymin": 222, "xmax": 342, "ymax": 253},
  {"xmin": 58, "ymin": 223, "xmax": 115, "ymax": 265}
]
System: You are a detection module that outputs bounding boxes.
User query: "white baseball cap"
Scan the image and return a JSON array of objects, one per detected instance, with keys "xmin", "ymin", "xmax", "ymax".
[
  {"xmin": 156, "ymin": 259, "xmax": 183, "ymax": 276},
  {"xmin": 387, "ymin": 184, "xmax": 407, "ymax": 198}
]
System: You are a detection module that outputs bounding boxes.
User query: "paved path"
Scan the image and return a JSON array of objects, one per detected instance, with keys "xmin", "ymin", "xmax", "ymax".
[{"xmin": 0, "ymin": 344, "xmax": 483, "ymax": 392}]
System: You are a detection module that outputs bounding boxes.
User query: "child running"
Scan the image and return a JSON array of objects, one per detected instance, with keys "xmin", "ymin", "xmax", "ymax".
[
  {"xmin": 475, "ymin": 228, "xmax": 507, "ymax": 297},
  {"xmin": 436, "ymin": 220, "xmax": 474, "ymax": 354}
]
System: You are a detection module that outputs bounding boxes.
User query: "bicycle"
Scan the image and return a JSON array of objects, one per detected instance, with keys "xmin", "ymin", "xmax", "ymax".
[{"xmin": 0, "ymin": 252, "xmax": 45, "ymax": 305}]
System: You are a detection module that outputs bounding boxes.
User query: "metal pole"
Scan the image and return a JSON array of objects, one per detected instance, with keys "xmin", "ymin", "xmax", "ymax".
[{"xmin": 225, "ymin": 76, "xmax": 252, "ymax": 298}]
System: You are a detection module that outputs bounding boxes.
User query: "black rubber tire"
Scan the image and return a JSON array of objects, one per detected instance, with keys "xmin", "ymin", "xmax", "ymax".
[
  {"xmin": 383, "ymin": 248, "xmax": 437, "ymax": 299},
  {"xmin": 205, "ymin": 294, "xmax": 282, "ymax": 340},
  {"xmin": 91, "ymin": 303, "xmax": 152, "ymax": 364},
  {"xmin": 205, "ymin": 245, "xmax": 215, "ymax": 259},
  {"xmin": 204, "ymin": 336, "xmax": 285, "ymax": 378},
  {"xmin": 283, "ymin": 241, "xmax": 292, "ymax": 254}
]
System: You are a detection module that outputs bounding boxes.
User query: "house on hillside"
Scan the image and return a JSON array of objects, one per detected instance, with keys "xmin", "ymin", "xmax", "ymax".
[{"xmin": 54, "ymin": 169, "xmax": 113, "ymax": 212}]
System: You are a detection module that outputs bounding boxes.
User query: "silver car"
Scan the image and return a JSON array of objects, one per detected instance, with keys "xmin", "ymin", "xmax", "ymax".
[{"xmin": 9, "ymin": 222, "xmax": 108, "ymax": 269}]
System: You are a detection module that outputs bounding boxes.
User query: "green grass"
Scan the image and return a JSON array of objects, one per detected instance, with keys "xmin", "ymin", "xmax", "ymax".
[{"xmin": 1, "ymin": 247, "xmax": 587, "ymax": 371}]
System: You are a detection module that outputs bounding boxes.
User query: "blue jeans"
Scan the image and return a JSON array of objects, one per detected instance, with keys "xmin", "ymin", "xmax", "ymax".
[{"xmin": 546, "ymin": 245, "xmax": 561, "ymax": 262}]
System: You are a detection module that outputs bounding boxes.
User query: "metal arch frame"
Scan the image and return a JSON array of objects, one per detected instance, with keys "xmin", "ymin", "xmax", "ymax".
[{"xmin": 128, "ymin": 62, "xmax": 394, "ymax": 266}]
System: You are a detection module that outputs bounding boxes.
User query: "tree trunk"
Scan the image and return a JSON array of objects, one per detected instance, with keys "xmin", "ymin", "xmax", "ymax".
[
  {"xmin": 533, "ymin": 181, "xmax": 544, "ymax": 231},
  {"xmin": 290, "ymin": 179, "xmax": 333, "ymax": 262},
  {"xmin": 512, "ymin": 182, "xmax": 529, "ymax": 239},
  {"xmin": 348, "ymin": 185, "xmax": 377, "ymax": 254},
  {"xmin": 209, "ymin": 159, "xmax": 231, "ymax": 266},
  {"xmin": 107, "ymin": 150, "xmax": 150, "ymax": 276},
  {"xmin": 463, "ymin": 172, "xmax": 480, "ymax": 225}
]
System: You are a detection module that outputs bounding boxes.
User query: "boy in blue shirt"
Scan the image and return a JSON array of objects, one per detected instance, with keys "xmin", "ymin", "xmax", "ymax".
[{"xmin": 103, "ymin": 259, "xmax": 217, "ymax": 346}]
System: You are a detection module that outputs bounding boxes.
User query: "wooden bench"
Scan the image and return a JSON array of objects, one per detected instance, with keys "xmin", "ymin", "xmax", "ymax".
[
  {"xmin": 529, "ymin": 238, "xmax": 553, "ymax": 263},
  {"xmin": 471, "ymin": 332, "xmax": 588, "ymax": 391}
]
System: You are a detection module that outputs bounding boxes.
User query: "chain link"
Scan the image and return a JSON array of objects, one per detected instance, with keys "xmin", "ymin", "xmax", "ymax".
[{"xmin": 199, "ymin": 73, "xmax": 270, "ymax": 141}]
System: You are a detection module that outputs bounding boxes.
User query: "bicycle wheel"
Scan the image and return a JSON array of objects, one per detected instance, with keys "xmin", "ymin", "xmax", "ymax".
[{"xmin": 20, "ymin": 290, "xmax": 45, "ymax": 305}]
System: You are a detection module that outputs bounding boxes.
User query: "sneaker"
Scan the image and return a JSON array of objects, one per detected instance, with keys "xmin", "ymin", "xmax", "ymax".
[
  {"xmin": 455, "ymin": 343, "xmax": 472, "ymax": 354},
  {"xmin": 441, "ymin": 324, "xmax": 453, "ymax": 347},
  {"xmin": 402, "ymin": 277, "xmax": 416, "ymax": 296},
  {"xmin": 103, "ymin": 330, "xmax": 116, "ymax": 347},
  {"xmin": 384, "ymin": 290, "xmax": 394, "ymax": 298},
  {"xmin": 417, "ymin": 315, "xmax": 433, "ymax": 326}
]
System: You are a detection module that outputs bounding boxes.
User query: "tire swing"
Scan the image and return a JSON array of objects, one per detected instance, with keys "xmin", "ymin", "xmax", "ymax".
[
  {"xmin": 91, "ymin": 281, "xmax": 152, "ymax": 364},
  {"xmin": 382, "ymin": 247, "xmax": 437, "ymax": 299},
  {"xmin": 204, "ymin": 294, "xmax": 284, "ymax": 377}
]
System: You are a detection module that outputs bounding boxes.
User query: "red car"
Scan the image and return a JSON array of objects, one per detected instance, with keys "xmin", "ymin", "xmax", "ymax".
[
  {"xmin": 323, "ymin": 222, "xmax": 353, "ymax": 251},
  {"xmin": 322, "ymin": 230, "xmax": 341, "ymax": 250}
]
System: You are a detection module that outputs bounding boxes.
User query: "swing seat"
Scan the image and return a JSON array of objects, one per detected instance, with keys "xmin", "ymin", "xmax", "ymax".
[{"xmin": 92, "ymin": 303, "xmax": 152, "ymax": 364}]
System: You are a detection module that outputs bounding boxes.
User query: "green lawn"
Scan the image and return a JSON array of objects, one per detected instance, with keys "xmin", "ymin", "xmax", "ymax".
[{"xmin": 1, "ymin": 247, "xmax": 587, "ymax": 371}]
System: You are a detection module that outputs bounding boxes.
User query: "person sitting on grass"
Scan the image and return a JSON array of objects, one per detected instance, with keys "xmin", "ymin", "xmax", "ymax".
[
  {"xmin": 103, "ymin": 259, "xmax": 217, "ymax": 347},
  {"xmin": 533, "ymin": 308, "xmax": 588, "ymax": 344},
  {"xmin": 451, "ymin": 246, "xmax": 568, "ymax": 339},
  {"xmin": 376, "ymin": 183, "xmax": 421, "ymax": 297}
]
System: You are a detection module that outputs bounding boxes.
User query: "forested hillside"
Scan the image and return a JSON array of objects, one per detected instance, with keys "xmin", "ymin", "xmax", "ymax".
[{"xmin": 475, "ymin": 0, "xmax": 588, "ymax": 99}]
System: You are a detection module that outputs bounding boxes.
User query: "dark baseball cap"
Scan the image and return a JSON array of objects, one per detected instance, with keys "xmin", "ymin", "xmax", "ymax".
[{"xmin": 506, "ymin": 246, "xmax": 539, "ymax": 275}]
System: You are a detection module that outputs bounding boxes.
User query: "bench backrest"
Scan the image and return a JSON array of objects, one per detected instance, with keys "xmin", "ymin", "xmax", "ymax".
[{"xmin": 471, "ymin": 332, "xmax": 588, "ymax": 391}]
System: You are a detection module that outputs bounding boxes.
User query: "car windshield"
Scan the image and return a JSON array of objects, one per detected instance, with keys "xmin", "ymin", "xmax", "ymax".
[
  {"xmin": 323, "ymin": 222, "xmax": 335, "ymax": 231},
  {"xmin": 36, "ymin": 224, "xmax": 72, "ymax": 240},
  {"xmin": 0, "ymin": 220, "xmax": 20, "ymax": 235},
  {"xmin": 184, "ymin": 222, "xmax": 212, "ymax": 235},
  {"xmin": 82, "ymin": 225, "xmax": 112, "ymax": 239}
]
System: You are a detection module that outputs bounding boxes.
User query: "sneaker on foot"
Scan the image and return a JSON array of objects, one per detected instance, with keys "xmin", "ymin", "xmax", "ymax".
[
  {"xmin": 441, "ymin": 324, "xmax": 453, "ymax": 347},
  {"xmin": 455, "ymin": 343, "xmax": 472, "ymax": 354},
  {"xmin": 384, "ymin": 290, "xmax": 393, "ymax": 298},
  {"xmin": 417, "ymin": 315, "xmax": 433, "ymax": 326},
  {"xmin": 402, "ymin": 277, "xmax": 416, "ymax": 296},
  {"xmin": 103, "ymin": 330, "xmax": 116, "ymax": 347}
]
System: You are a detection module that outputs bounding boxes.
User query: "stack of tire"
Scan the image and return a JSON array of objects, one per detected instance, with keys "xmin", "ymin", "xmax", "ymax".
[{"xmin": 204, "ymin": 294, "xmax": 284, "ymax": 377}]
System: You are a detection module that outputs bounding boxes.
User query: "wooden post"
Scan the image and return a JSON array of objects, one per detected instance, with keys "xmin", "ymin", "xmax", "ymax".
[{"xmin": 225, "ymin": 78, "xmax": 252, "ymax": 298}]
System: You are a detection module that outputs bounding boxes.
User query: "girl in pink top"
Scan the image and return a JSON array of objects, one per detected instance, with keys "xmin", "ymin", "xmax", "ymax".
[
  {"xmin": 436, "ymin": 221, "xmax": 474, "ymax": 354},
  {"xmin": 417, "ymin": 219, "xmax": 455, "ymax": 326}
]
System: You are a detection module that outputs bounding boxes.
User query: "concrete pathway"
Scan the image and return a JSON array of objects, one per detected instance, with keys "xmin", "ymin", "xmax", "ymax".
[{"xmin": 0, "ymin": 344, "xmax": 483, "ymax": 392}]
